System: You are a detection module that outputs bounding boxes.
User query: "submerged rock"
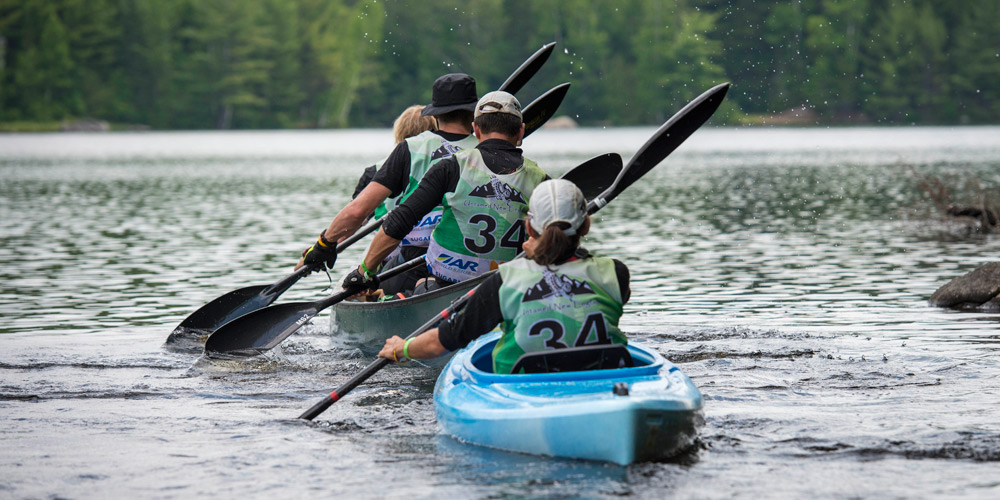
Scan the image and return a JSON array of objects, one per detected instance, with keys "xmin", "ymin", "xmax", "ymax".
[{"xmin": 929, "ymin": 262, "xmax": 1000, "ymax": 311}]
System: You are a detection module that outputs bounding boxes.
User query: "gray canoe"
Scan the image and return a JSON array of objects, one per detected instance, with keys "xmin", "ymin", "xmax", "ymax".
[{"xmin": 331, "ymin": 273, "xmax": 489, "ymax": 351}]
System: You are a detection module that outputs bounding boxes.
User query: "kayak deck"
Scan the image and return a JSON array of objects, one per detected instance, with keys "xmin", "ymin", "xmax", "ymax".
[{"xmin": 434, "ymin": 332, "xmax": 704, "ymax": 465}]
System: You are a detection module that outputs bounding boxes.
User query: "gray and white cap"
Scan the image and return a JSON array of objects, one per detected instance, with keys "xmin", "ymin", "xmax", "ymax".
[
  {"xmin": 474, "ymin": 91, "xmax": 522, "ymax": 120},
  {"xmin": 528, "ymin": 179, "xmax": 587, "ymax": 236}
]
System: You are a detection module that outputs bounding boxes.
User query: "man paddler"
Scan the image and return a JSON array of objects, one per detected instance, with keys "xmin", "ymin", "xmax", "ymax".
[
  {"xmin": 342, "ymin": 90, "xmax": 549, "ymax": 295},
  {"xmin": 297, "ymin": 73, "xmax": 480, "ymax": 295}
]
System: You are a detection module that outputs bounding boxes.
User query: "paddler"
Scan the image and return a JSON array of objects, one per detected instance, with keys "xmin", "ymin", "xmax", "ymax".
[
  {"xmin": 297, "ymin": 74, "xmax": 481, "ymax": 295},
  {"xmin": 376, "ymin": 179, "xmax": 631, "ymax": 374},
  {"xmin": 341, "ymin": 90, "xmax": 549, "ymax": 296},
  {"xmin": 348, "ymin": 104, "xmax": 437, "ymax": 203}
]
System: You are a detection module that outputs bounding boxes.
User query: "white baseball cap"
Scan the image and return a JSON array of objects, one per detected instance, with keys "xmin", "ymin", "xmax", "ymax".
[
  {"xmin": 474, "ymin": 91, "xmax": 522, "ymax": 120},
  {"xmin": 528, "ymin": 179, "xmax": 587, "ymax": 236}
]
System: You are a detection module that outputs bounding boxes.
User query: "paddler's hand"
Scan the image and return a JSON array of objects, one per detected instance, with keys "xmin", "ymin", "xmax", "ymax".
[
  {"xmin": 300, "ymin": 232, "xmax": 337, "ymax": 271},
  {"xmin": 378, "ymin": 335, "xmax": 407, "ymax": 364},
  {"xmin": 342, "ymin": 263, "xmax": 380, "ymax": 292}
]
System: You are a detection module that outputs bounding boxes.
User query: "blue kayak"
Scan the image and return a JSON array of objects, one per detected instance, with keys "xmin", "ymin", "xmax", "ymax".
[{"xmin": 434, "ymin": 331, "xmax": 704, "ymax": 466}]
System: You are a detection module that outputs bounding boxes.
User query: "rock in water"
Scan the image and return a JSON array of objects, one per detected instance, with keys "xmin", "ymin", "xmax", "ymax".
[{"xmin": 929, "ymin": 262, "xmax": 1000, "ymax": 311}]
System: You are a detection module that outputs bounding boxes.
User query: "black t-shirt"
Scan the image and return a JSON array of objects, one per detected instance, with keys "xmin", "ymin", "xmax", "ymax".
[
  {"xmin": 437, "ymin": 257, "xmax": 631, "ymax": 352},
  {"xmin": 369, "ymin": 130, "xmax": 473, "ymax": 198},
  {"xmin": 382, "ymin": 138, "xmax": 549, "ymax": 240}
]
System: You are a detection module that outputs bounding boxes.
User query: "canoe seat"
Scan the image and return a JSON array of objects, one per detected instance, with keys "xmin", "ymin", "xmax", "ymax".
[{"xmin": 510, "ymin": 344, "xmax": 633, "ymax": 374}]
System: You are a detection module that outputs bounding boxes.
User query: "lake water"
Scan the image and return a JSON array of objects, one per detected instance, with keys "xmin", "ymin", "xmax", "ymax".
[{"xmin": 1, "ymin": 126, "xmax": 999, "ymax": 499}]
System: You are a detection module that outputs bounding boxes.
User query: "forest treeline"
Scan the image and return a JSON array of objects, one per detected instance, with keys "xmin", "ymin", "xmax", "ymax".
[{"xmin": 1, "ymin": 0, "xmax": 997, "ymax": 130}]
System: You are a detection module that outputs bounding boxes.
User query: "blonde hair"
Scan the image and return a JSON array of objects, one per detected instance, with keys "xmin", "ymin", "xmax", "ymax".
[{"xmin": 393, "ymin": 105, "xmax": 437, "ymax": 144}]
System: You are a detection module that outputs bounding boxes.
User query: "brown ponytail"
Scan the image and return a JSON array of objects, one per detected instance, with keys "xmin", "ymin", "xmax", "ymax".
[{"xmin": 528, "ymin": 217, "xmax": 590, "ymax": 266}]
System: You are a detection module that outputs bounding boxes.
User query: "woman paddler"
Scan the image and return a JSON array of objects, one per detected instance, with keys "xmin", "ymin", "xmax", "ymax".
[{"xmin": 377, "ymin": 178, "xmax": 631, "ymax": 374}]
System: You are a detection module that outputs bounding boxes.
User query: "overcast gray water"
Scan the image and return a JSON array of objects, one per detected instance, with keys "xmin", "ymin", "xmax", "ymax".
[{"xmin": 2, "ymin": 126, "xmax": 999, "ymax": 499}]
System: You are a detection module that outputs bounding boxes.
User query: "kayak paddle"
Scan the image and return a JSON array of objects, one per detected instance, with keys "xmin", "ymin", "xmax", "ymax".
[
  {"xmin": 590, "ymin": 82, "xmax": 731, "ymax": 212},
  {"xmin": 165, "ymin": 216, "xmax": 385, "ymax": 345},
  {"xmin": 498, "ymin": 42, "xmax": 556, "ymax": 95},
  {"xmin": 204, "ymin": 152, "xmax": 623, "ymax": 359},
  {"xmin": 298, "ymin": 82, "xmax": 730, "ymax": 421},
  {"xmin": 522, "ymin": 83, "xmax": 570, "ymax": 139},
  {"xmin": 204, "ymin": 256, "xmax": 428, "ymax": 358}
]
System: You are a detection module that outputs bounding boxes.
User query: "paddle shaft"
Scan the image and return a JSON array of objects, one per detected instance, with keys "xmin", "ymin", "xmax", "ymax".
[
  {"xmin": 299, "ymin": 288, "xmax": 475, "ymax": 421},
  {"xmin": 314, "ymin": 256, "xmax": 425, "ymax": 311},
  {"xmin": 297, "ymin": 83, "xmax": 730, "ymax": 421},
  {"xmin": 264, "ymin": 216, "xmax": 386, "ymax": 296}
]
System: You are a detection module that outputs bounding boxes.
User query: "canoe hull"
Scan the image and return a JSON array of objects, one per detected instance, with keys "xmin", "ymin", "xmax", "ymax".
[
  {"xmin": 331, "ymin": 274, "xmax": 487, "ymax": 350},
  {"xmin": 434, "ymin": 332, "xmax": 703, "ymax": 465}
]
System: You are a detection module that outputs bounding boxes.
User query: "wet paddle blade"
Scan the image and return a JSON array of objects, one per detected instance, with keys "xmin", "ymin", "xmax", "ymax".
[
  {"xmin": 499, "ymin": 42, "xmax": 556, "ymax": 95},
  {"xmin": 204, "ymin": 301, "xmax": 321, "ymax": 357},
  {"xmin": 601, "ymin": 82, "xmax": 730, "ymax": 207},
  {"xmin": 561, "ymin": 153, "xmax": 623, "ymax": 201},
  {"xmin": 165, "ymin": 284, "xmax": 274, "ymax": 344},
  {"xmin": 205, "ymin": 257, "xmax": 427, "ymax": 358},
  {"xmin": 522, "ymin": 83, "xmax": 571, "ymax": 139}
]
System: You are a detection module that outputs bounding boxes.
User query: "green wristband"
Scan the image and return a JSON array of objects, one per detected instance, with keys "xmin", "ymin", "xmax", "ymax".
[
  {"xmin": 360, "ymin": 259, "xmax": 373, "ymax": 279},
  {"xmin": 403, "ymin": 338, "xmax": 413, "ymax": 360}
]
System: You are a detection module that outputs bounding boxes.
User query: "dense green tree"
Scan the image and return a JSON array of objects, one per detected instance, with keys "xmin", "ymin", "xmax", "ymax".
[
  {"xmin": 944, "ymin": 2, "xmax": 1000, "ymax": 123},
  {"xmin": 2, "ymin": 1, "xmax": 80, "ymax": 120},
  {"xmin": 860, "ymin": 0, "xmax": 949, "ymax": 123},
  {"xmin": 0, "ymin": 0, "xmax": 997, "ymax": 128},
  {"xmin": 633, "ymin": 1, "xmax": 726, "ymax": 123},
  {"xmin": 116, "ymin": 0, "xmax": 175, "ymax": 127}
]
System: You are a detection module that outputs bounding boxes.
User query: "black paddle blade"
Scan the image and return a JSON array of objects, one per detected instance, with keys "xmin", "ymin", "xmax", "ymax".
[
  {"xmin": 204, "ymin": 301, "xmax": 321, "ymax": 358},
  {"xmin": 561, "ymin": 153, "xmax": 623, "ymax": 201},
  {"xmin": 165, "ymin": 284, "xmax": 274, "ymax": 345},
  {"xmin": 499, "ymin": 42, "xmax": 556, "ymax": 95},
  {"xmin": 601, "ymin": 82, "xmax": 730, "ymax": 207},
  {"xmin": 523, "ymin": 83, "xmax": 571, "ymax": 139}
]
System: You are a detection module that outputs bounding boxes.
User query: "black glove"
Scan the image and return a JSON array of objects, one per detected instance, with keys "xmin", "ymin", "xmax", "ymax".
[
  {"xmin": 342, "ymin": 265, "xmax": 380, "ymax": 292},
  {"xmin": 302, "ymin": 232, "xmax": 338, "ymax": 269}
]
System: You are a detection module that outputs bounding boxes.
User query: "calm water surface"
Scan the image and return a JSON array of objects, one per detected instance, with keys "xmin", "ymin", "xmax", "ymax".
[{"xmin": 2, "ymin": 127, "xmax": 999, "ymax": 499}]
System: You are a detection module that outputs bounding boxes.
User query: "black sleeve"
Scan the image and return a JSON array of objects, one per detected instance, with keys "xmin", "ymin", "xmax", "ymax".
[
  {"xmin": 613, "ymin": 259, "xmax": 630, "ymax": 304},
  {"xmin": 382, "ymin": 158, "xmax": 462, "ymax": 240},
  {"xmin": 352, "ymin": 165, "xmax": 377, "ymax": 199},
  {"xmin": 369, "ymin": 142, "xmax": 412, "ymax": 198},
  {"xmin": 438, "ymin": 273, "xmax": 504, "ymax": 351}
]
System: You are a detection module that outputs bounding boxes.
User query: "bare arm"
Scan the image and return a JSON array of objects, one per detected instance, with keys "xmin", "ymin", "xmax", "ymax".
[
  {"xmin": 378, "ymin": 329, "xmax": 449, "ymax": 362},
  {"xmin": 359, "ymin": 228, "xmax": 402, "ymax": 273},
  {"xmin": 324, "ymin": 182, "xmax": 391, "ymax": 243},
  {"xmin": 295, "ymin": 182, "xmax": 390, "ymax": 270}
]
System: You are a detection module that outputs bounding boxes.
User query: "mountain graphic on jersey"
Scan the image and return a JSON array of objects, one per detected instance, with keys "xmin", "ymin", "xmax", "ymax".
[
  {"xmin": 522, "ymin": 269, "xmax": 595, "ymax": 302},
  {"xmin": 431, "ymin": 142, "xmax": 462, "ymax": 160},
  {"xmin": 469, "ymin": 176, "xmax": 526, "ymax": 203}
]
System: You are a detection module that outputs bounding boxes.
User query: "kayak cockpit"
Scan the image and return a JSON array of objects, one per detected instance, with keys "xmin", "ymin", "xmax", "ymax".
[{"xmin": 463, "ymin": 335, "xmax": 665, "ymax": 385}]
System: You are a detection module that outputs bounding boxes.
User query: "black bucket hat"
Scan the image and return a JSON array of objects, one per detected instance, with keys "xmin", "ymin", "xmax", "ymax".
[{"xmin": 421, "ymin": 73, "xmax": 478, "ymax": 116}]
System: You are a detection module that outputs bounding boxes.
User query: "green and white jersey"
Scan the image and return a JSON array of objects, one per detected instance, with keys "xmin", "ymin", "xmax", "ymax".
[
  {"xmin": 492, "ymin": 257, "xmax": 626, "ymax": 374},
  {"xmin": 374, "ymin": 130, "xmax": 478, "ymax": 249},
  {"xmin": 425, "ymin": 148, "xmax": 546, "ymax": 283}
]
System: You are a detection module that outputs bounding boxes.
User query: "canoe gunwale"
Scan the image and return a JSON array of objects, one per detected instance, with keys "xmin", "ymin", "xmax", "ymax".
[{"xmin": 334, "ymin": 272, "xmax": 489, "ymax": 313}]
